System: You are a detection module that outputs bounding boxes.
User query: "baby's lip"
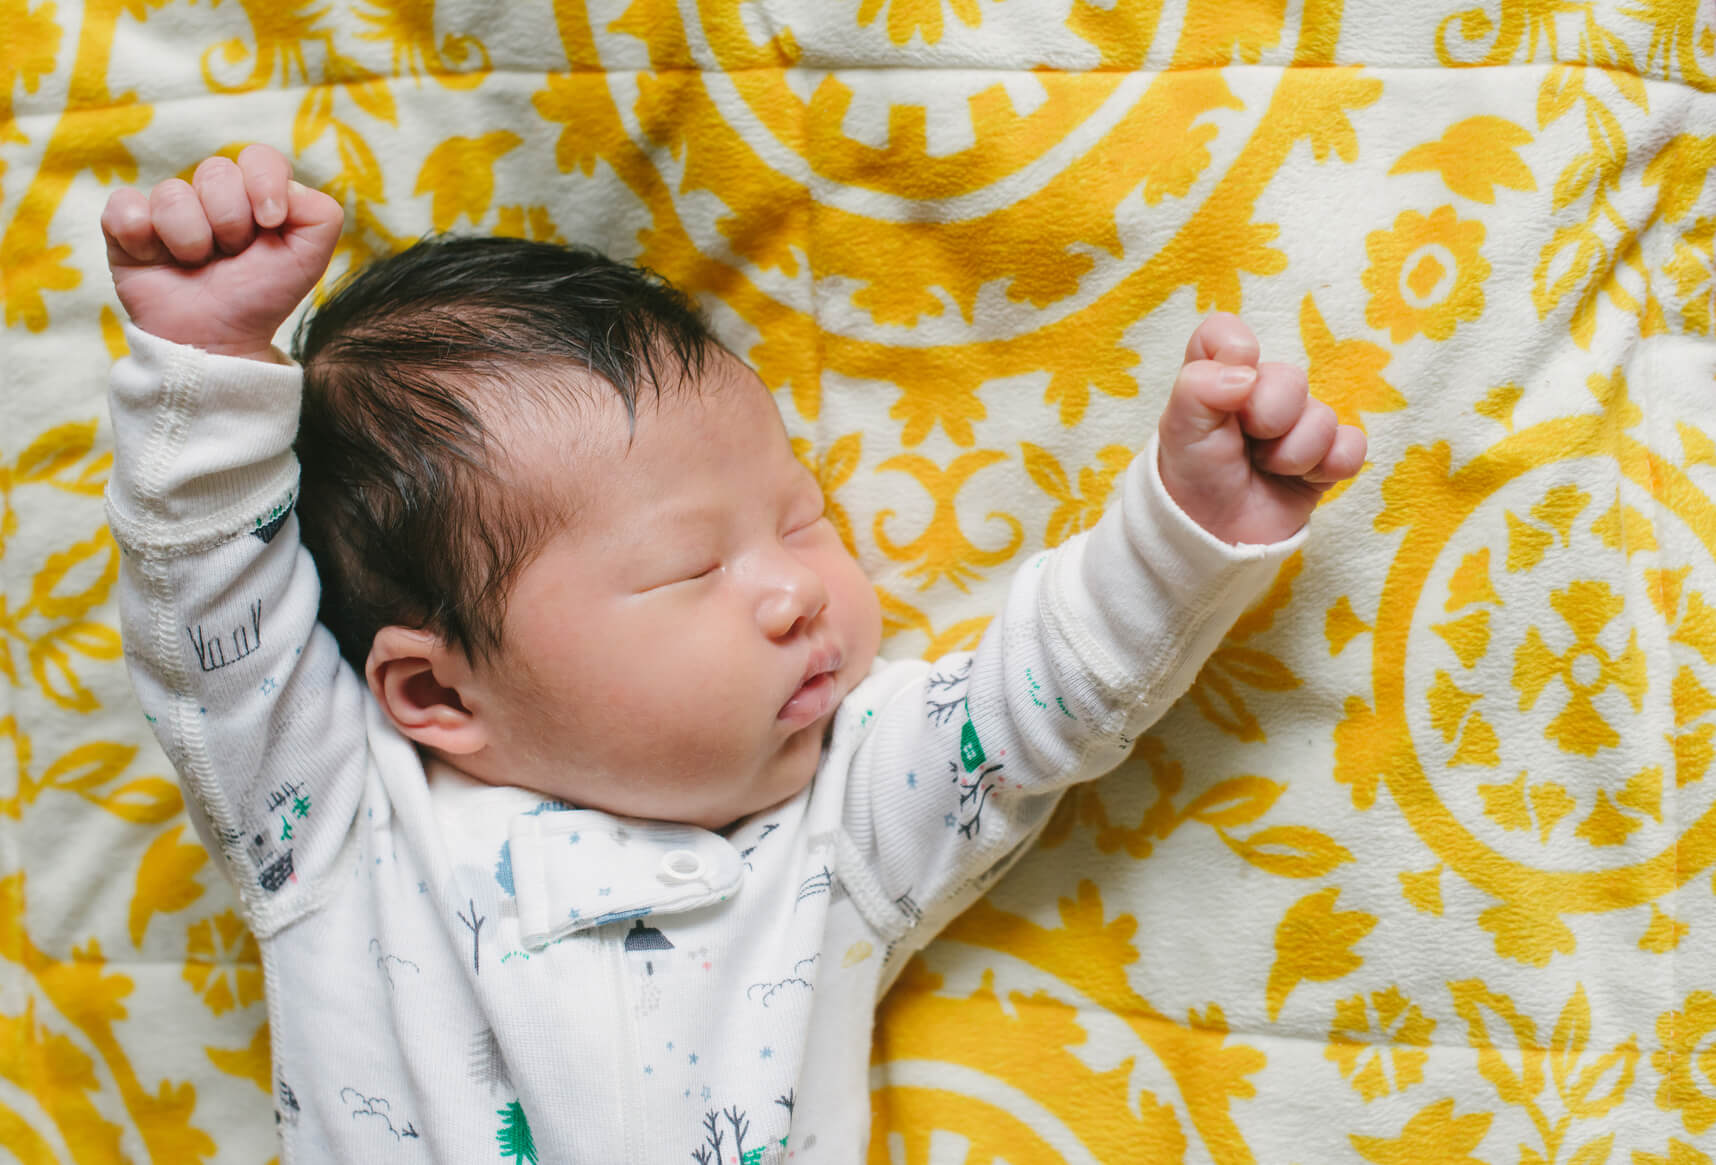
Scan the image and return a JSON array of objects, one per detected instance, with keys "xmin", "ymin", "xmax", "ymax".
[
  {"xmin": 779, "ymin": 647, "xmax": 843, "ymax": 723},
  {"xmin": 797, "ymin": 646, "xmax": 843, "ymax": 689}
]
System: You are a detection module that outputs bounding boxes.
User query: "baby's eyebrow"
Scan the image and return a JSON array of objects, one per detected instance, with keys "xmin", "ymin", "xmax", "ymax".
[{"xmin": 642, "ymin": 498, "xmax": 726, "ymax": 530}]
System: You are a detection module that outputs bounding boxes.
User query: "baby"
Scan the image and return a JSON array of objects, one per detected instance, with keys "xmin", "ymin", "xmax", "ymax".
[{"xmin": 102, "ymin": 144, "xmax": 1364, "ymax": 1162}]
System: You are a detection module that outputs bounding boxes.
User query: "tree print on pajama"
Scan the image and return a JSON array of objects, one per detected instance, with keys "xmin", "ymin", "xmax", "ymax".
[{"xmin": 495, "ymin": 1099, "xmax": 537, "ymax": 1163}]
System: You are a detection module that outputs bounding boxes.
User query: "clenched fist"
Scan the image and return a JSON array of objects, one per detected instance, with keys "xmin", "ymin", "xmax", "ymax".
[
  {"xmin": 1156, "ymin": 313, "xmax": 1366, "ymax": 545},
  {"xmin": 102, "ymin": 143, "xmax": 342, "ymax": 362}
]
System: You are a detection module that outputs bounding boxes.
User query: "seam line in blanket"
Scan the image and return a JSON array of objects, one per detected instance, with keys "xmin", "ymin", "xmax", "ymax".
[
  {"xmin": 35, "ymin": 951, "xmax": 1705, "ymax": 1058},
  {"xmin": 10, "ymin": 60, "xmax": 1712, "ymax": 122},
  {"xmin": 896, "ymin": 982, "xmax": 1693, "ymax": 1056}
]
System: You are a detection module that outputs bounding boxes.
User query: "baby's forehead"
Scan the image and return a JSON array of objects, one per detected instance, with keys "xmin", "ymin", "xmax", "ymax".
[{"xmin": 484, "ymin": 349, "xmax": 793, "ymax": 512}]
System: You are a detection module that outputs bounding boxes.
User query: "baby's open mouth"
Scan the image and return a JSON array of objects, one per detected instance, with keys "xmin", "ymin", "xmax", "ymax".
[{"xmin": 779, "ymin": 655, "xmax": 841, "ymax": 723}]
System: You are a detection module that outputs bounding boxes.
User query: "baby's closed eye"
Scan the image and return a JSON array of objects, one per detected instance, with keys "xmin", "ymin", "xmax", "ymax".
[
  {"xmin": 782, "ymin": 493, "xmax": 827, "ymax": 538},
  {"xmin": 636, "ymin": 557, "xmax": 722, "ymax": 592}
]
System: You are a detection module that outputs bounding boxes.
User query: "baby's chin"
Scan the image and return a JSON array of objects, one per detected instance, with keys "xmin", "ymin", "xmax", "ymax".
[{"xmin": 706, "ymin": 732, "xmax": 825, "ymax": 831}]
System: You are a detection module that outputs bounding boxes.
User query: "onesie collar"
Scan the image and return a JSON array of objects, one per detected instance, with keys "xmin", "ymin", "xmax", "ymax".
[{"xmin": 505, "ymin": 807, "xmax": 745, "ymax": 949}]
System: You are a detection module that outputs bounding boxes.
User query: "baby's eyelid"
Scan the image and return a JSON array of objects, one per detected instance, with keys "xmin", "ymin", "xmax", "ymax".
[
  {"xmin": 787, "ymin": 499, "xmax": 826, "ymax": 534},
  {"xmin": 637, "ymin": 562, "xmax": 717, "ymax": 593}
]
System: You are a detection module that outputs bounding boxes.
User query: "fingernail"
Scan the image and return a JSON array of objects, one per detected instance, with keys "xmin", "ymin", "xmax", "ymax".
[{"xmin": 1219, "ymin": 366, "xmax": 1256, "ymax": 389}]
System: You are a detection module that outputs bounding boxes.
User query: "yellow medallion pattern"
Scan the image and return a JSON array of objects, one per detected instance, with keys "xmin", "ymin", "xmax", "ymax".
[{"xmin": 3, "ymin": 0, "xmax": 1714, "ymax": 1159}]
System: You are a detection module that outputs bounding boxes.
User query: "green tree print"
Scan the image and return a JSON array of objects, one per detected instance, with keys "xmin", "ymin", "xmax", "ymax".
[{"xmin": 496, "ymin": 1099, "xmax": 537, "ymax": 1163}]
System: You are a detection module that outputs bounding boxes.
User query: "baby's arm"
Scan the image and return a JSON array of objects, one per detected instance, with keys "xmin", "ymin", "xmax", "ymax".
[
  {"xmin": 102, "ymin": 149, "xmax": 361, "ymax": 934},
  {"xmin": 837, "ymin": 318, "xmax": 1363, "ymax": 979}
]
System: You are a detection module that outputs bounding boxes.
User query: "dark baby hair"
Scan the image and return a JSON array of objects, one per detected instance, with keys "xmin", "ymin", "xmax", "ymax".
[{"xmin": 290, "ymin": 235, "xmax": 717, "ymax": 668}]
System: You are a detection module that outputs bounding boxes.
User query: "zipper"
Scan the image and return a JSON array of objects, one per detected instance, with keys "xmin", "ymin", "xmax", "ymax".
[{"xmin": 605, "ymin": 922, "xmax": 646, "ymax": 1162}]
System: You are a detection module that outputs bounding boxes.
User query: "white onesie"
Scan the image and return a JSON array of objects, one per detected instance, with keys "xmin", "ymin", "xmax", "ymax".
[{"xmin": 106, "ymin": 326, "xmax": 1299, "ymax": 1162}]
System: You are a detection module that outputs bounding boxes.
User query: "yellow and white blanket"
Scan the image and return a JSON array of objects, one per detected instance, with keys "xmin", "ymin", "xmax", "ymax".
[{"xmin": 3, "ymin": 1, "xmax": 1715, "ymax": 1160}]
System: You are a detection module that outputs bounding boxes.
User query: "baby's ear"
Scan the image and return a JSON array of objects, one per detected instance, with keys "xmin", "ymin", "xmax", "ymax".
[{"xmin": 365, "ymin": 626, "xmax": 486, "ymax": 755}]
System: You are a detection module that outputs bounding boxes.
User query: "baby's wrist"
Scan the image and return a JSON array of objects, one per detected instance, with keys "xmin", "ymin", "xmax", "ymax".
[
  {"xmin": 198, "ymin": 341, "xmax": 288, "ymax": 364},
  {"xmin": 135, "ymin": 328, "xmax": 286, "ymax": 364}
]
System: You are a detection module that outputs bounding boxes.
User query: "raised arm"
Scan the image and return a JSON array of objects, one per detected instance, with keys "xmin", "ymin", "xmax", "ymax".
[
  {"xmin": 103, "ymin": 148, "xmax": 361, "ymax": 935},
  {"xmin": 836, "ymin": 316, "xmax": 1365, "ymax": 981}
]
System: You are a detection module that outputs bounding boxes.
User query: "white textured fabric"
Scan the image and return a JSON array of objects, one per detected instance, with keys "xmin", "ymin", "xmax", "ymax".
[{"xmin": 105, "ymin": 324, "xmax": 1299, "ymax": 1161}]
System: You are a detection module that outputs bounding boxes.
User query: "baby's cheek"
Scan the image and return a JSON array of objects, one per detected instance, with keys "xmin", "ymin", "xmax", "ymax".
[{"xmin": 843, "ymin": 570, "xmax": 884, "ymax": 661}]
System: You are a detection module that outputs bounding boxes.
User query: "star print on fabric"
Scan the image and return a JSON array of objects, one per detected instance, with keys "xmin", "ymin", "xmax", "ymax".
[
  {"xmin": 688, "ymin": 1053, "xmax": 698, "ymax": 1065},
  {"xmin": 644, "ymin": 1065, "xmax": 653, "ymax": 1075},
  {"xmin": 906, "ymin": 771, "xmax": 917, "ymax": 788},
  {"xmin": 598, "ymin": 887, "xmax": 612, "ymax": 896},
  {"xmin": 701, "ymin": 1086, "xmax": 712, "ymax": 1102},
  {"xmin": 418, "ymin": 881, "xmax": 427, "ymax": 894},
  {"xmin": 568, "ymin": 832, "xmax": 580, "ymax": 843},
  {"xmin": 760, "ymin": 1047, "xmax": 773, "ymax": 1059},
  {"xmin": 944, "ymin": 813, "xmax": 956, "ymax": 829}
]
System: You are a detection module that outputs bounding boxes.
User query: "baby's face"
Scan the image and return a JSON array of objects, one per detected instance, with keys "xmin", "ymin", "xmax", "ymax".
[{"xmin": 469, "ymin": 351, "xmax": 881, "ymax": 830}]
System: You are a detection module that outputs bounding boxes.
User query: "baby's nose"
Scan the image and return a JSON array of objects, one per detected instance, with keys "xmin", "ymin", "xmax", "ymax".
[{"xmin": 757, "ymin": 562, "xmax": 828, "ymax": 639}]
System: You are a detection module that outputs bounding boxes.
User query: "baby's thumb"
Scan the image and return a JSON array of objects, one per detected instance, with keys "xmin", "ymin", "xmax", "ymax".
[
  {"xmin": 282, "ymin": 180, "xmax": 344, "ymax": 263},
  {"xmin": 1162, "ymin": 359, "xmax": 1257, "ymax": 442}
]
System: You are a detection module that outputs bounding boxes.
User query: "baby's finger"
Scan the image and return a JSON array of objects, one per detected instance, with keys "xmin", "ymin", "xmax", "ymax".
[
  {"xmin": 1252, "ymin": 397, "xmax": 1337, "ymax": 478},
  {"xmin": 192, "ymin": 156, "xmax": 256, "ymax": 255},
  {"xmin": 1237, "ymin": 361, "xmax": 1309, "ymax": 441},
  {"xmin": 279, "ymin": 178, "xmax": 345, "ymax": 261},
  {"xmin": 1304, "ymin": 424, "xmax": 1369, "ymax": 484},
  {"xmin": 101, "ymin": 187, "xmax": 169, "ymax": 266},
  {"xmin": 148, "ymin": 179, "xmax": 215, "ymax": 265},
  {"xmin": 1184, "ymin": 312, "xmax": 1260, "ymax": 368},
  {"xmin": 237, "ymin": 143, "xmax": 292, "ymax": 229}
]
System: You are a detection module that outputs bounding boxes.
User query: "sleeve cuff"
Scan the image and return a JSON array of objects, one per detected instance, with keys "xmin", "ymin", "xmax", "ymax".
[
  {"xmin": 1039, "ymin": 433, "xmax": 1306, "ymax": 703},
  {"xmin": 106, "ymin": 325, "xmax": 306, "ymax": 550}
]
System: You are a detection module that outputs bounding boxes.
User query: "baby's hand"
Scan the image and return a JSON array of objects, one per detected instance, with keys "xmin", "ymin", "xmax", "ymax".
[
  {"xmin": 1156, "ymin": 313, "xmax": 1367, "ymax": 546},
  {"xmin": 101, "ymin": 144, "xmax": 343, "ymax": 362}
]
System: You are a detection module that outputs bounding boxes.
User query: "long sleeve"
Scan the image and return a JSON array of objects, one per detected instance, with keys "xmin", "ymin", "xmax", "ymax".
[
  {"xmin": 834, "ymin": 435, "xmax": 1306, "ymax": 978},
  {"xmin": 105, "ymin": 326, "xmax": 372, "ymax": 937}
]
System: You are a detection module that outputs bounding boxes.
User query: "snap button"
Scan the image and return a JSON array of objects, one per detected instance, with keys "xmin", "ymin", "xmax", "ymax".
[{"xmin": 659, "ymin": 849, "xmax": 705, "ymax": 883}]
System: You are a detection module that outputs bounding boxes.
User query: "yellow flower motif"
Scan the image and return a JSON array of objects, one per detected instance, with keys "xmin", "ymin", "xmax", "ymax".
[
  {"xmin": 183, "ymin": 911, "xmax": 263, "ymax": 1017},
  {"xmin": 1266, "ymin": 887, "xmax": 1377, "ymax": 1021},
  {"xmin": 1512, "ymin": 579, "xmax": 1647, "ymax": 757},
  {"xmin": 1362, "ymin": 206, "xmax": 1490, "ymax": 342},
  {"xmin": 200, "ymin": 0, "xmax": 325, "ymax": 94},
  {"xmin": 1634, "ymin": 1141, "xmax": 1713, "ymax": 1165},
  {"xmin": 0, "ymin": 0, "xmax": 61, "ymax": 146},
  {"xmin": 1019, "ymin": 443, "xmax": 1132, "ymax": 549},
  {"xmin": 1351, "ymin": 1097, "xmax": 1490, "ymax": 1165},
  {"xmin": 1654, "ymin": 991, "xmax": 1716, "ymax": 1136},
  {"xmin": 873, "ymin": 451, "xmax": 1022, "ymax": 592},
  {"xmin": 1666, "ymin": 216, "xmax": 1715, "ymax": 334},
  {"xmin": 1326, "ymin": 986, "xmax": 1436, "ymax": 1101},
  {"xmin": 414, "ymin": 132, "xmax": 523, "ymax": 232},
  {"xmin": 856, "ymin": 0, "xmax": 980, "ymax": 46},
  {"xmin": 356, "ymin": 0, "xmax": 491, "ymax": 85}
]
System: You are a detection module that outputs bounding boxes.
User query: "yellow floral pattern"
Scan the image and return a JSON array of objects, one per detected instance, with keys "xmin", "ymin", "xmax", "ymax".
[
  {"xmin": 1363, "ymin": 205, "xmax": 1492, "ymax": 343},
  {"xmin": 3, "ymin": 0, "xmax": 1714, "ymax": 1159}
]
